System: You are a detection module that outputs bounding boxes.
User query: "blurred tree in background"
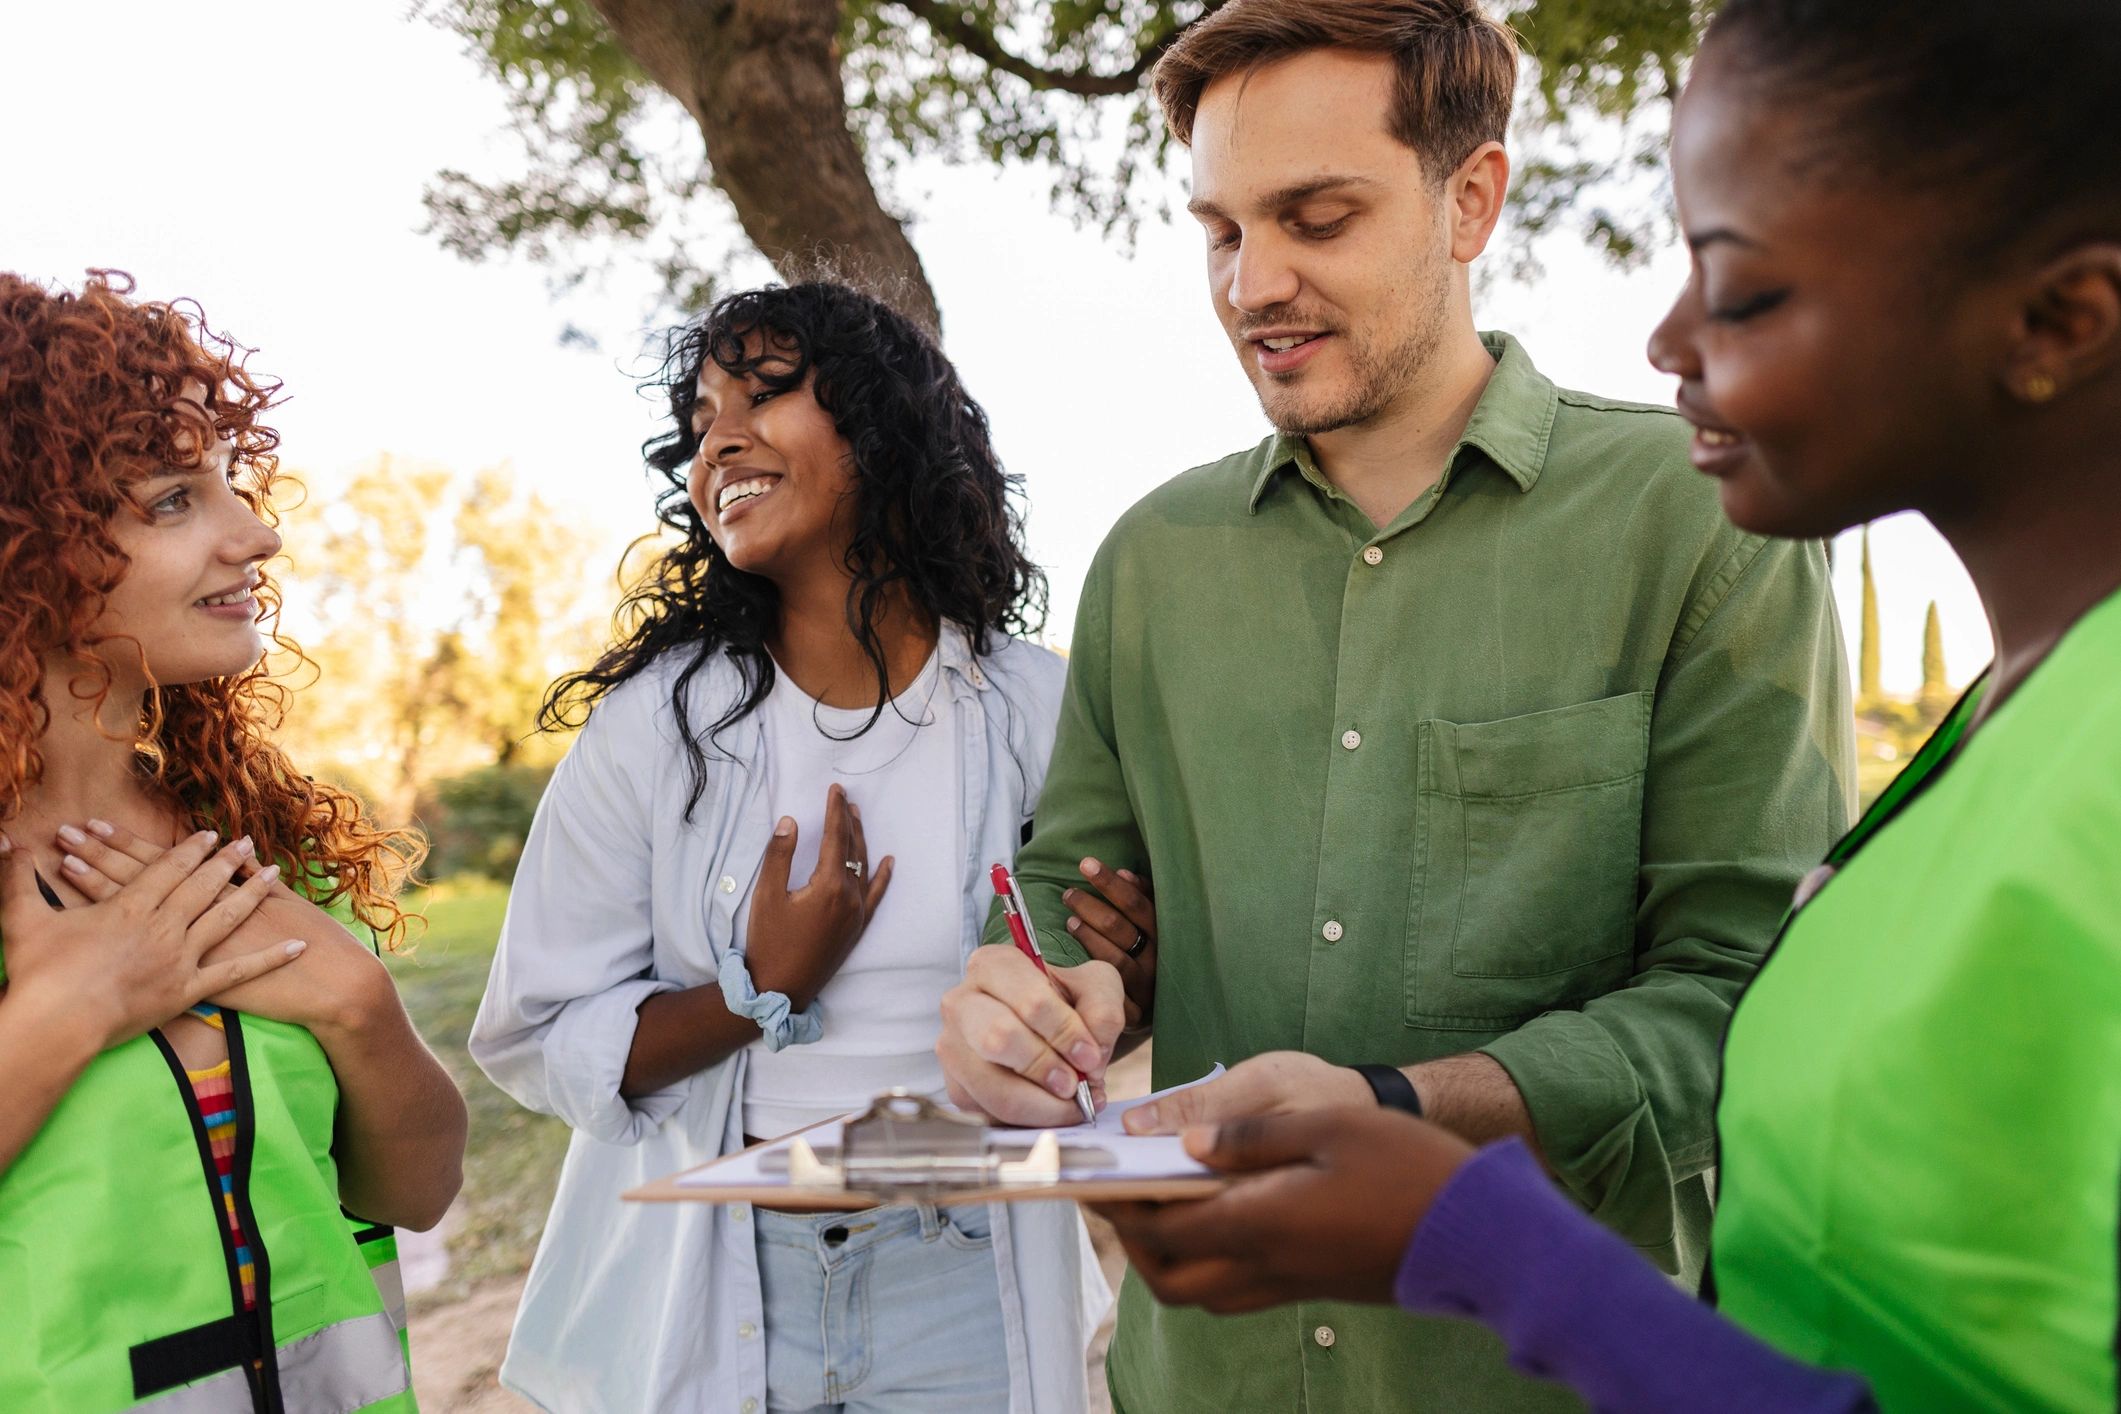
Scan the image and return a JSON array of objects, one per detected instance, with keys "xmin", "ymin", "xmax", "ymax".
[
  {"xmin": 1920, "ymin": 602, "xmax": 1950, "ymax": 713},
  {"xmin": 1851, "ymin": 536, "xmax": 1960, "ymax": 805},
  {"xmin": 1858, "ymin": 525, "xmax": 1883, "ymax": 704},
  {"xmin": 417, "ymin": 763, "xmax": 560, "ymax": 883},
  {"xmin": 275, "ymin": 457, "xmax": 613, "ymax": 827},
  {"xmin": 421, "ymin": 0, "xmax": 1708, "ymax": 331}
]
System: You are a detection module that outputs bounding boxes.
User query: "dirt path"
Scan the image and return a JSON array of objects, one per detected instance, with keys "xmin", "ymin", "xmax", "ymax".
[{"xmin": 409, "ymin": 1277, "xmax": 536, "ymax": 1412}]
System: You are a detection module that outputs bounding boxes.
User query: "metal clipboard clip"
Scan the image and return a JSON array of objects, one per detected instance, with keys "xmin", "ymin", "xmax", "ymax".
[{"xmin": 759, "ymin": 1090, "xmax": 1115, "ymax": 1198}]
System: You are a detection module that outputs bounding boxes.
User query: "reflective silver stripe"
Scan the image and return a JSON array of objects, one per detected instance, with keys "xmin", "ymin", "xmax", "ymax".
[
  {"xmin": 278, "ymin": 1311, "xmax": 411, "ymax": 1412},
  {"xmin": 369, "ymin": 1256, "xmax": 409, "ymax": 1333},
  {"xmin": 131, "ymin": 1311, "xmax": 409, "ymax": 1413},
  {"xmin": 135, "ymin": 1363, "xmax": 250, "ymax": 1411}
]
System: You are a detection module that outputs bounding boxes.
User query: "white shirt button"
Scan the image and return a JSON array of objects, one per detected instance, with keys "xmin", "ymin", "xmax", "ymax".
[
  {"xmin": 1341, "ymin": 729, "xmax": 1362, "ymax": 750},
  {"xmin": 731, "ymin": 1206, "xmax": 748, "ymax": 1223},
  {"xmin": 1321, "ymin": 920, "xmax": 1344, "ymax": 943},
  {"xmin": 1314, "ymin": 1325, "xmax": 1337, "ymax": 1348},
  {"xmin": 969, "ymin": 662, "xmax": 988, "ymax": 689},
  {"xmin": 719, "ymin": 875, "xmax": 737, "ymax": 894},
  {"xmin": 742, "ymin": 1399, "xmax": 759, "ymax": 1414},
  {"xmin": 1362, "ymin": 546, "xmax": 1384, "ymax": 566},
  {"xmin": 738, "ymin": 1321, "xmax": 757, "ymax": 1339}
]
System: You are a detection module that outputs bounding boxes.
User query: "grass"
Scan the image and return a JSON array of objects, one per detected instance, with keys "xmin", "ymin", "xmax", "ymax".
[{"xmin": 385, "ymin": 879, "xmax": 570, "ymax": 1302}]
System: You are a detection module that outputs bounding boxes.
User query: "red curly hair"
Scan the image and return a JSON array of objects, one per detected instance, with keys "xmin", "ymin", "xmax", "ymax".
[{"xmin": 0, "ymin": 271, "xmax": 422, "ymax": 945}]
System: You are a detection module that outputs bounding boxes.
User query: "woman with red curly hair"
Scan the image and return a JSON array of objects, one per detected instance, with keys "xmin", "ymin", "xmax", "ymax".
[{"xmin": 0, "ymin": 271, "xmax": 465, "ymax": 1413}]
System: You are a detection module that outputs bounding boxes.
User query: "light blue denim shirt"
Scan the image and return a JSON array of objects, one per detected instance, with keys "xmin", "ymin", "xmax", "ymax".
[{"xmin": 470, "ymin": 625, "xmax": 1111, "ymax": 1414}]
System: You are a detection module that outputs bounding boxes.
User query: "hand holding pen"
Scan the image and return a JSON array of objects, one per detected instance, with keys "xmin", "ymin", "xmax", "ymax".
[
  {"xmin": 936, "ymin": 867, "xmax": 1127, "ymax": 1127},
  {"xmin": 992, "ymin": 864, "xmax": 1098, "ymax": 1125}
]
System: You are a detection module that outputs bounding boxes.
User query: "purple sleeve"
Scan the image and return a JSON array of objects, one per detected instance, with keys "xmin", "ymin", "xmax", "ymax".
[{"xmin": 1395, "ymin": 1139, "xmax": 1876, "ymax": 1414}]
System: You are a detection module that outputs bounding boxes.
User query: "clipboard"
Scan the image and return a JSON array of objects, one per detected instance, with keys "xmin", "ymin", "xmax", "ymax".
[{"xmin": 626, "ymin": 1086, "xmax": 1228, "ymax": 1210}]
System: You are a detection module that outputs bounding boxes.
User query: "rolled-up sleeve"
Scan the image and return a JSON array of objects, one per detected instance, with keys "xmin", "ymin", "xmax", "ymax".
[
  {"xmin": 470, "ymin": 682, "xmax": 688, "ymax": 1145},
  {"xmin": 1481, "ymin": 534, "xmax": 1856, "ymax": 1249}
]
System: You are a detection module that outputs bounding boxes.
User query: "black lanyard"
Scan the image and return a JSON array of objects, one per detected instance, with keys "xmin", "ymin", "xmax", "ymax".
[{"xmin": 1819, "ymin": 675, "xmax": 1987, "ymax": 880}]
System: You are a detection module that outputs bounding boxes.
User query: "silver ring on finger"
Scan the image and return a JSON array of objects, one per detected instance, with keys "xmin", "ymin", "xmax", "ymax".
[
  {"xmin": 844, "ymin": 859, "xmax": 863, "ymax": 879},
  {"xmin": 1125, "ymin": 928, "xmax": 1149, "ymax": 959}
]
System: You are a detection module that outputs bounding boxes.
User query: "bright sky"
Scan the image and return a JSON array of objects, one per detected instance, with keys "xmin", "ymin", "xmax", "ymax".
[{"xmin": 3, "ymin": 2, "xmax": 1988, "ymax": 695}]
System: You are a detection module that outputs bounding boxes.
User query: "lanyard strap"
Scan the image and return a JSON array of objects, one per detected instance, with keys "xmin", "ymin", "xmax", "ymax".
[{"xmin": 1825, "ymin": 675, "xmax": 1988, "ymax": 870}]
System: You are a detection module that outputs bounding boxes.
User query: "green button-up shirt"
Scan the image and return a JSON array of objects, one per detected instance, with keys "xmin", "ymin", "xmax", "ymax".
[{"xmin": 991, "ymin": 334, "xmax": 1856, "ymax": 1412}]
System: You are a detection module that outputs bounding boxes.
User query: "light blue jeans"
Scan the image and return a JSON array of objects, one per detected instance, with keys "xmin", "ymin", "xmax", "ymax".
[{"xmin": 752, "ymin": 1202, "xmax": 1009, "ymax": 1413}]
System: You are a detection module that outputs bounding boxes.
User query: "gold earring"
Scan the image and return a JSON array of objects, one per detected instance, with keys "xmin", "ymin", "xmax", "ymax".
[{"xmin": 2019, "ymin": 371, "xmax": 2059, "ymax": 404}]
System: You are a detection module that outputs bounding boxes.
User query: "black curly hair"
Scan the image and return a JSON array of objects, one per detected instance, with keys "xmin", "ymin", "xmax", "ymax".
[{"xmin": 542, "ymin": 281, "xmax": 1048, "ymax": 817}]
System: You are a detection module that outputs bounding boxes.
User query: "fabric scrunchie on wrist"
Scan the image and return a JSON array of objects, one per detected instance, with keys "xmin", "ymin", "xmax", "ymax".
[{"xmin": 718, "ymin": 954, "xmax": 823, "ymax": 1052}]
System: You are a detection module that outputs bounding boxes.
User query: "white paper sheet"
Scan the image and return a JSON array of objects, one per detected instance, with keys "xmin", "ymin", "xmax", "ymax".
[
  {"xmin": 991, "ymin": 1062, "xmax": 1224, "ymax": 1181},
  {"xmin": 675, "ymin": 1065, "xmax": 1226, "ymax": 1189}
]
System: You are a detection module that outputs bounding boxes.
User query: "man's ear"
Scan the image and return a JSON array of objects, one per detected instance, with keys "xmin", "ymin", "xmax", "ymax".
[
  {"xmin": 1447, "ymin": 141, "xmax": 1510, "ymax": 265},
  {"xmin": 2002, "ymin": 243, "xmax": 2121, "ymax": 401}
]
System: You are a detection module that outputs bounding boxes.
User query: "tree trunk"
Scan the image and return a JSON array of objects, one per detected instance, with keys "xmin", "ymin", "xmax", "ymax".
[{"xmin": 588, "ymin": 0, "xmax": 942, "ymax": 334}]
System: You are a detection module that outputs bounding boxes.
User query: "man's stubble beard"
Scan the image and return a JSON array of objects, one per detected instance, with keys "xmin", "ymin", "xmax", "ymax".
[{"xmin": 1254, "ymin": 265, "xmax": 1452, "ymax": 438}]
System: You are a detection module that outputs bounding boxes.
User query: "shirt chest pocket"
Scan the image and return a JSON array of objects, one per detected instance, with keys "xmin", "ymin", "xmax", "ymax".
[{"xmin": 1405, "ymin": 691, "xmax": 1651, "ymax": 1031}]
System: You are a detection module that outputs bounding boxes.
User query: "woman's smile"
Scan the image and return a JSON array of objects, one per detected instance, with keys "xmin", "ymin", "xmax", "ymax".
[
  {"xmin": 193, "ymin": 580, "xmax": 260, "ymax": 621},
  {"xmin": 714, "ymin": 471, "xmax": 782, "ymax": 523},
  {"xmin": 1673, "ymin": 399, "xmax": 1754, "ymax": 478}
]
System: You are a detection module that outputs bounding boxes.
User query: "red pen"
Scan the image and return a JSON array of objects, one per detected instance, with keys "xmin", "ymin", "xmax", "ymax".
[{"xmin": 990, "ymin": 862, "xmax": 1098, "ymax": 1126}]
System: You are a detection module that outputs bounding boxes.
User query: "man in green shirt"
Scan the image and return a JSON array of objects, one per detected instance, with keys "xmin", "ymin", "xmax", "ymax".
[{"xmin": 936, "ymin": 1, "xmax": 1854, "ymax": 1409}]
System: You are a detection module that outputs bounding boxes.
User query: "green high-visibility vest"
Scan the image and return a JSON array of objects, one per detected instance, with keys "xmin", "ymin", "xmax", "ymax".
[
  {"xmin": 1715, "ymin": 588, "xmax": 2121, "ymax": 1411},
  {"xmin": 0, "ymin": 998, "xmax": 417, "ymax": 1411}
]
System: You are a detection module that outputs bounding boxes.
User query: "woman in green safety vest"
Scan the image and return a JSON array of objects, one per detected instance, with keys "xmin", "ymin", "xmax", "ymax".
[
  {"xmin": 1090, "ymin": 1, "xmax": 2121, "ymax": 1410},
  {"xmin": 0, "ymin": 270, "xmax": 469, "ymax": 1412}
]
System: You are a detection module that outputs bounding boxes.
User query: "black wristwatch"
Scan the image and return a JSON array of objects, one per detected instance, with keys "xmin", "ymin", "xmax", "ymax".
[{"xmin": 1349, "ymin": 1063, "xmax": 1424, "ymax": 1118}]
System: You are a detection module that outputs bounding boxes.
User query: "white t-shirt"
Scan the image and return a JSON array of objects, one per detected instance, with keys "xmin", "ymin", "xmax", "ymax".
[{"xmin": 737, "ymin": 648, "xmax": 963, "ymax": 1138}]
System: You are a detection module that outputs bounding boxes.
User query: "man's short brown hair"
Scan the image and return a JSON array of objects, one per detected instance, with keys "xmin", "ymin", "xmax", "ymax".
[{"xmin": 1153, "ymin": 0, "xmax": 1519, "ymax": 180}]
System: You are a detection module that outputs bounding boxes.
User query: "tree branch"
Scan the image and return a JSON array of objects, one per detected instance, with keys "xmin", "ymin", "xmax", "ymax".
[
  {"xmin": 892, "ymin": 1, "xmax": 1222, "ymax": 98},
  {"xmin": 588, "ymin": 0, "xmax": 942, "ymax": 332}
]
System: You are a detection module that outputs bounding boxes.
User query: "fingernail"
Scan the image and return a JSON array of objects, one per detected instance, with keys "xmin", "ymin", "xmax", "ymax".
[
  {"xmin": 87, "ymin": 819, "xmax": 114, "ymax": 838},
  {"xmin": 195, "ymin": 830, "xmax": 218, "ymax": 844},
  {"xmin": 284, "ymin": 939, "xmax": 307, "ymax": 956},
  {"xmin": 0, "ymin": 834, "xmax": 12, "ymax": 853},
  {"xmin": 61, "ymin": 855, "xmax": 90, "ymax": 875},
  {"xmin": 1080, "ymin": 857, "xmax": 1101, "ymax": 876},
  {"xmin": 57, "ymin": 824, "xmax": 87, "ymax": 846},
  {"xmin": 1125, "ymin": 1103, "xmax": 1159, "ymax": 1134},
  {"xmin": 1068, "ymin": 1042, "xmax": 1098, "ymax": 1070},
  {"xmin": 1062, "ymin": 888, "xmax": 1077, "ymax": 902},
  {"xmin": 257, "ymin": 863, "xmax": 282, "ymax": 884},
  {"xmin": 235, "ymin": 836, "xmax": 255, "ymax": 857},
  {"xmin": 774, "ymin": 817, "xmax": 793, "ymax": 837},
  {"xmin": 1066, "ymin": 917, "xmax": 1081, "ymax": 932},
  {"xmin": 1046, "ymin": 1067, "xmax": 1074, "ymax": 1098},
  {"xmin": 1118, "ymin": 869, "xmax": 1138, "ymax": 883}
]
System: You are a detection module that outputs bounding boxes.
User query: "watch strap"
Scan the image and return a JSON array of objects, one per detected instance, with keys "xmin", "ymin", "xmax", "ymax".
[{"xmin": 1349, "ymin": 1062, "xmax": 1424, "ymax": 1118}]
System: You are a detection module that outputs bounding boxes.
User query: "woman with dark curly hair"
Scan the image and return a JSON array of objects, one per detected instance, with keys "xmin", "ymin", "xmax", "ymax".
[
  {"xmin": 471, "ymin": 281, "xmax": 1111, "ymax": 1413},
  {"xmin": 0, "ymin": 270, "xmax": 466, "ymax": 1412}
]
